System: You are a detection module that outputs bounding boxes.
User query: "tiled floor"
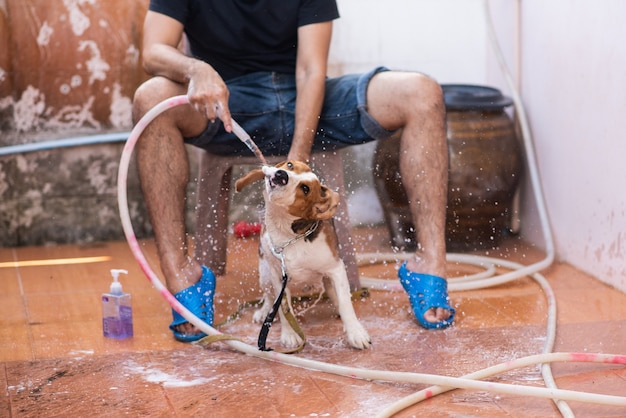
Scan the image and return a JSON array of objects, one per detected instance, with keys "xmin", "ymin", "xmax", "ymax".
[{"xmin": 1, "ymin": 226, "xmax": 626, "ymax": 417}]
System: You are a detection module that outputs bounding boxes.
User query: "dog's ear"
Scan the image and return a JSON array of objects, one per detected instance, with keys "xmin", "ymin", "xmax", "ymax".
[
  {"xmin": 313, "ymin": 186, "xmax": 340, "ymax": 220},
  {"xmin": 235, "ymin": 168, "xmax": 264, "ymax": 192}
]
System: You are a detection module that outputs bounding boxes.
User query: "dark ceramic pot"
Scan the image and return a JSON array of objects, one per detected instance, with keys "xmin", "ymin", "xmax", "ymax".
[{"xmin": 373, "ymin": 84, "xmax": 523, "ymax": 251}]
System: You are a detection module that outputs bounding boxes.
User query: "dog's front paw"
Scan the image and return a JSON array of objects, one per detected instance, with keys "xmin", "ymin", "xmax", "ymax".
[
  {"xmin": 253, "ymin": 308, "xmax": 267, "ymax": 324},
  {"xmin": 281, "ymin": 326, "xmax": 304, "ymax": 348},
  {"xmin": 253, "ymin": 299, "xmax": 272, "ymax": 324},
  {"xmin": 345, "ymin": 323, "xmax": 371, "ymax": 350}
]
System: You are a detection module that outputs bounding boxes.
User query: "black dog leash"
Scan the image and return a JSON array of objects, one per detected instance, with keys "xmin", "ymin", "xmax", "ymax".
[
  {"xmin": 257, "ymin": 221, "xmax": 319, "ymax": 352},
  {"xmin": 257, "ymin": 266, "xmax": 289, "ymax": 351}
]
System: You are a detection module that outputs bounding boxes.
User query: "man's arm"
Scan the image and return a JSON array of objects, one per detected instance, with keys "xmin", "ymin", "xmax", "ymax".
[
  {"xmin": 288, "ymin": 21, "xmax": 333, "ymax": 162},
  {"xmin": 141, "ymin": 11, "xmax": 232, "ymax": 131}
]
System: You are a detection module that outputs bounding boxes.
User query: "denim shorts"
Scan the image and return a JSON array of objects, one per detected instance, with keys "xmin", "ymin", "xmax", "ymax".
[{"xmin": 184, "ymin": 66, "xmax": 396, "ymax": 156}]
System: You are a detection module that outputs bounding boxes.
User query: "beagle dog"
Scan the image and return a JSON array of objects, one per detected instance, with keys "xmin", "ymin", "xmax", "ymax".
[{"xmin": 235, "ymin": 161, "xmax": 371, "ymax": 350}]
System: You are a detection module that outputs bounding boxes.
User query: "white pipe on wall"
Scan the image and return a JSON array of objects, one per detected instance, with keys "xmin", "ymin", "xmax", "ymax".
[{"xmin": 0, "ymin": 132, "xmax": 130, "ymax": 157}]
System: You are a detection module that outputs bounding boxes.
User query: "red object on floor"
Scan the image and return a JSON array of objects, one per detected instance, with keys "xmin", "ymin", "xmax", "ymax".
[{"xmin": 232, "ymin": 221, "xmax": 262, "ymax": 238}]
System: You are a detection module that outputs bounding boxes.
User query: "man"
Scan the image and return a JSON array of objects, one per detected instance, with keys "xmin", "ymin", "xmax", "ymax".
[{"xmin": 133, "ymin": 0, "xmax": 455, "ymax": 342}]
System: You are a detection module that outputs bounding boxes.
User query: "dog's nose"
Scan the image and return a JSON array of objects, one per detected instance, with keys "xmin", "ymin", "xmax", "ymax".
[{"xmin": 273, "ymin": 170, "xmax": 289, "ymax": 186}]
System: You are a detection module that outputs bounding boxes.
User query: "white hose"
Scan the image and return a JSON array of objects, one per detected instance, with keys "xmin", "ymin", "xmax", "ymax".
[
  {"xmin": 117, "ymin": 91, "xmax": 626, "ymax": 416},
  {"xmin": 113, "ymin": 0, "xmax": 626, "ymax": 408}
]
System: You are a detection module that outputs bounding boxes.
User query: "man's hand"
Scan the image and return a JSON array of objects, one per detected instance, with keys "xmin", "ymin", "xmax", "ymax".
[{"xmin": 187, "ymin": 62, "xmax": 233, "ymax": 133}]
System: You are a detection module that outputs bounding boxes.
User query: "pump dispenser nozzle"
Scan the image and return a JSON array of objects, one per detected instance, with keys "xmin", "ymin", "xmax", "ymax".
[
  {"xmin": 110, "ymin": 269, "xmax": 128, "ymax": 295},
  {"xmin": 103, "ymin": 268, "xmax": 133, "ymax": 339}
]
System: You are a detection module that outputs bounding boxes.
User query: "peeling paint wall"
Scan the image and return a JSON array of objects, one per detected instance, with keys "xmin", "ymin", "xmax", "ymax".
[
  {"xmin": 1, "ymin": 0, "xmax": 146, "ymax": 138},
  {"xmin": 0, "ymin": 0, "xmax": 152, "ymax": 246}
]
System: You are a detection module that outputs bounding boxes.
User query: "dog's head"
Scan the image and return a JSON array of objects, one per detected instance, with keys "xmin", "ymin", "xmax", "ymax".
[{"xmin": 235, "ymin": 160, "xmax": 339, "ymax": 221}]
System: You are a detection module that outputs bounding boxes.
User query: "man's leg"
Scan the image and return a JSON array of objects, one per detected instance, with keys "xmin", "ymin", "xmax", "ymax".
[
  {"xmin": 133, "ymin": 77, "xmax": 210, "ymax": 336},
  {"xmin": 366, "ymin": 71, "xmax": 452, "ymax": 325}
]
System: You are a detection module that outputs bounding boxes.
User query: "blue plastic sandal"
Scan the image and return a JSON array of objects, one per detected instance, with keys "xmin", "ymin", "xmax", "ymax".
[
  {"xmin": 169, "ymin": 266, "xmax": 216, "ymax": 342},
  {"xmin": 398, "ymin": 262, "xmax": 455, "ymax": 329}
]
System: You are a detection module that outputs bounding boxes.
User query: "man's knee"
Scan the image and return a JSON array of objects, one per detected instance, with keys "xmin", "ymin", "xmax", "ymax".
[
  {"xmin": 133, "ymin": 79, "xmax": 160, "ymax": 123},
  {"xmin": 132, "ymin": 77, "xmax": 184, "ymax": 123},
  {"xmin": 408, "ymin": 74, "xmax": 445, "ymax": 115},
  {"xmin": 368, "ymin": 71, "xmax": 444, "ymax": 129}
]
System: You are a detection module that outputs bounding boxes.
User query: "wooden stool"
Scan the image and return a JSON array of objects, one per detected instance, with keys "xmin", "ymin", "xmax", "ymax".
[{"xmin": 193, "ymin": 149, "xmax": 361, "ymax": 291}]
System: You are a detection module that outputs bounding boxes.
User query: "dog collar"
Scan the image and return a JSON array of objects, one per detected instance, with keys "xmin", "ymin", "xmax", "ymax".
[{"xmin": 269, "ymin": 220, "xmax": 320, "ymax": 265}]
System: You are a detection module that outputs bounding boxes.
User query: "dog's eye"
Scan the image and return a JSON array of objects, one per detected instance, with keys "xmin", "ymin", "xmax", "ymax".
[
  {"xmin": 300, "ymin": 184, "xmax": 310, "ymax": 195},
  {"xmin": 287, "ymin": 162, "xmax": 293, "ymax": 169}
]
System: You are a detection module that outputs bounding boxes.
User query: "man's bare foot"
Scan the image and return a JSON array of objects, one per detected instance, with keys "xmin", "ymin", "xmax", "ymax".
[
  {"xmin": 423, "ymin": 307, "xmax": 452, "ymax": 324},
  {"xmin": 173, "ymin": 321, "xmax": 203, "ymax": 338}
]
